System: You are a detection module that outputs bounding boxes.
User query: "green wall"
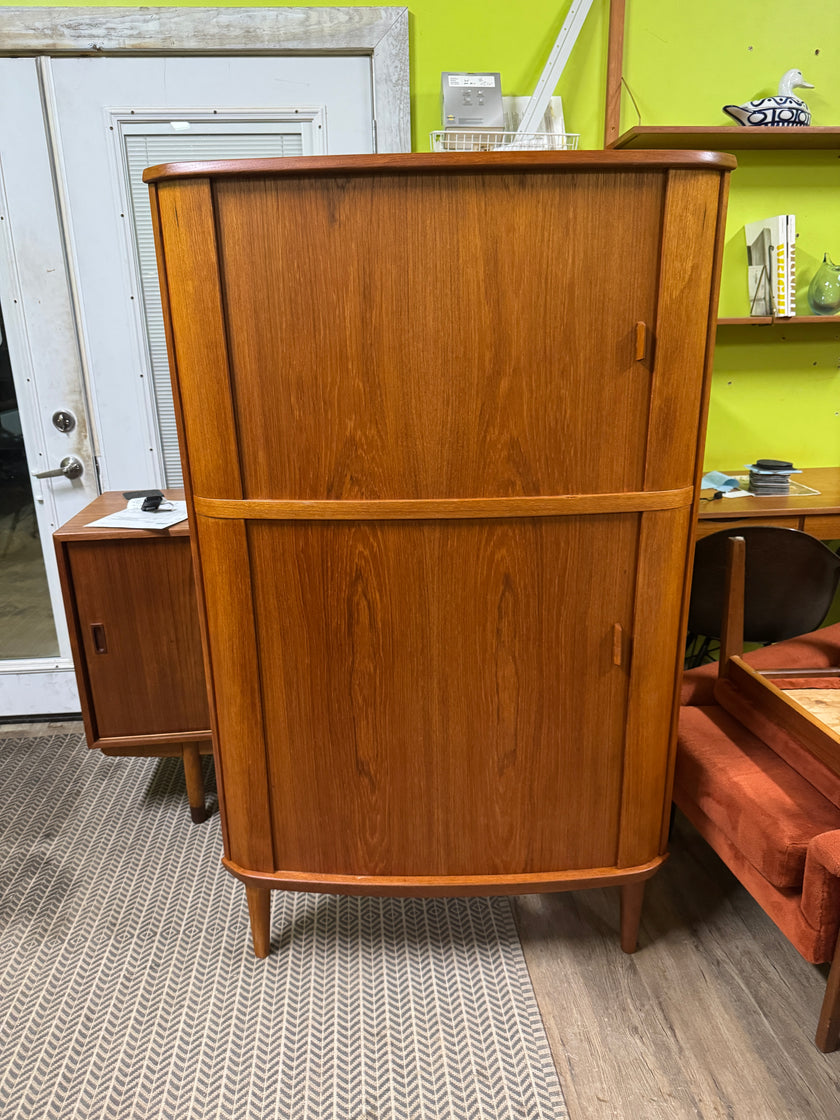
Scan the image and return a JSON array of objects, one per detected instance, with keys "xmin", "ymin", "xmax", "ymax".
[
  {"xmin": 10, "ymin": 0, "xmax": 840, "ymax": 469},
  {"xmin": 620, "ymin": 1, "xmax": 840, "ymax": 471}
]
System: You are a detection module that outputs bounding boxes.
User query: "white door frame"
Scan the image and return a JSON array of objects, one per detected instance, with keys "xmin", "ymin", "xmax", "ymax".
[
  {"xmin": 0, "ymin": 8, "xmax": 409, "ymax": 717},
  {"xmin": 0, "ymin": 6, "xmax": 410, "ymax": 153}
]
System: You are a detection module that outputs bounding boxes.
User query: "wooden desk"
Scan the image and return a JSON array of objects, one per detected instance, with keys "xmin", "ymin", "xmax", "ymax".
[{"xmin": 697, "ymin": 467, "xmax": 840, "ymax": 540}]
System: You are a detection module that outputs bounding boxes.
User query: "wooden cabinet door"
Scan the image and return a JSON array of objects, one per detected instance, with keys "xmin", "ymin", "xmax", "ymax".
[
  {"xmin": 246, "ymin": 514, "xmax": 639, "ymax": 877},
  {"xmin": 66, "ymin": 537, "xmax": 209, "ymax": 740},
  {"xmin": 210, "ymin": 169, "xmax": 665, "ymax": 502}
]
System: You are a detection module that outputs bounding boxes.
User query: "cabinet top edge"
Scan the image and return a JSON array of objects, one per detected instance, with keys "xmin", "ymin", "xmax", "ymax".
[{"xmin": 142, "ymin": 149, "xmax": 737, "ymax": 183}]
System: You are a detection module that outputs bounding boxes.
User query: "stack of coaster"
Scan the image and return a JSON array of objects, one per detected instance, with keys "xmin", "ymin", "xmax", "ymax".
[{"xmin": 747, "ymin": 458, "xmax": 799, "ymax": 495}]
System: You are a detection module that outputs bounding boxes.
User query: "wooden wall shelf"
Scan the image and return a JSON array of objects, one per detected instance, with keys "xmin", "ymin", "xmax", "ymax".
[
  {"xmin": 718, "ymin": 316, "xmax": 840, "ymax": 326},
  {"xmin": 610, "ymin": 126, "xmax": 840, "ymax": 152}
]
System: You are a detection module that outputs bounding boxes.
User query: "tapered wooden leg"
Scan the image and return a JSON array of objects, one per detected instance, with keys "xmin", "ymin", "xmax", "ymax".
[
  {"xmin": 246, "ymin": 885, "xmax": 272, "ymax": 958},
  {"xmin": 816, "ymin": 932, "xmax": 840, "ymax": 1052},
  {"xmin": 620, "ymin": 881, "xmax": 646, "ymax": 954},
  {"xmin": 182, "ymin": 743, "xmax": 207, "ymax": 824}
]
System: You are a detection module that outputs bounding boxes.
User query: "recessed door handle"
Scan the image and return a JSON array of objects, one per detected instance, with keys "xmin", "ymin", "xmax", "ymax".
[
  {"xmin": 33, "ymin": 455, "xmax": 83, "ymax": 480},
  {"xmin": 90, "ymin": 624, "xmax": 108, "ymax": 654}
]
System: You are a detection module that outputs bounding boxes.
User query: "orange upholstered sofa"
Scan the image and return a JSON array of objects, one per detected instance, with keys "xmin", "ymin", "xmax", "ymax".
[{"xmin": 676, "ymin": 621, "xmax": 840, "ymax": 1051}]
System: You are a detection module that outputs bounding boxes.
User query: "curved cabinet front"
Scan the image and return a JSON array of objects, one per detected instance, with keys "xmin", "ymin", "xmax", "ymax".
[{"xmin": 145, "ymin": 151, "xmax": 732, "ymax": 949}]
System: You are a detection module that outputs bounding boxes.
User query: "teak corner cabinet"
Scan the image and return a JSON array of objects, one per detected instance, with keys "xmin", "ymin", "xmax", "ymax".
[{"xmin": 145, "ymin": 151, "xmax": 733, "ymax": 957}]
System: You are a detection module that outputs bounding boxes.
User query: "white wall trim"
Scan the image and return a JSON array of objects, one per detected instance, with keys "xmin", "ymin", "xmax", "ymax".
[
  {"xmin": 0, "ymin": 7, "xmax": 410, "ymax": 151},
  {"xmin": 0, "ymin": 666, "xmax": 80, "ymax": 718}
]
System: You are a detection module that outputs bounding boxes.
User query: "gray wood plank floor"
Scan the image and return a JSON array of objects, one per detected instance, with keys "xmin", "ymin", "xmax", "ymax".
[
  {"xmin": 3, "ymin": 723, "xmax": 839, "ymax": 1117},
  {"xmin": 514, "ymin": 813, "xmax": 840, "ymax": 1119}
]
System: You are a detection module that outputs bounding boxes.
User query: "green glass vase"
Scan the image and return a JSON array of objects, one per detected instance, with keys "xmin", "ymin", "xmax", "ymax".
[{"xmin": 808, "ymin": 253, "xmax": 840, "ymax": 316}]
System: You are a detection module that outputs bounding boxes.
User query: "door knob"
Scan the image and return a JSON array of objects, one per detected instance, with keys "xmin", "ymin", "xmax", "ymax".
[{"xmin": 33, "ymin": 455, "xmax": 84, "ymax": 480}]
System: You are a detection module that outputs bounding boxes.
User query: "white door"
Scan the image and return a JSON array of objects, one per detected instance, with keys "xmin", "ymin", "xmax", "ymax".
[
  {"xmin": 0, "ymin": 60, "xmax": 99, "ymax": 716},
  {"xmin": 48, "ymin": 54, "xmax": 375, "ymax": 491},
  {"xmin": 0, "ymin": 53, "xmax": 375, "ymax": 716}
]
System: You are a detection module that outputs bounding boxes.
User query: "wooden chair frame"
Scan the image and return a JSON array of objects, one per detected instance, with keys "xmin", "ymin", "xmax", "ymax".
[{"xmin": 720, "ymin": 535, "xmax": 840, "ymax": 1051}]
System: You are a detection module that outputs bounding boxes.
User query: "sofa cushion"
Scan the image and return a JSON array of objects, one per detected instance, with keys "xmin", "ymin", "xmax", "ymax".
[
  {"xmin": 675, "ymin": 705, "xmax": 840, "ymax": 889},
  {"xmin": 713, "ymin": 677, "xmax": 840, "ymax": 809}
]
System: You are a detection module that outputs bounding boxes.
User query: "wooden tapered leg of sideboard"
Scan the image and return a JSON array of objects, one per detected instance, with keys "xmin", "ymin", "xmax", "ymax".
[
  {"xmin": 182, "ymin": 742, "xmax": 208, "ymax": 824},
  {"xmin": 246, "ymin": 886, "xmax": 272, "ymax": 958},
  {"xmin": 620, "ymin": 881, "xmax": 646, "ymax": 953}
]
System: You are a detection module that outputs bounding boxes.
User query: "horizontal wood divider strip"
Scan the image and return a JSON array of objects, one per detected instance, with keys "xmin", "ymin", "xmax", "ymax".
[
  {"xmin": 93, "ymin": 731, "xmax": 212, "ymax": 751},
  {"xmin": 99, "ymin": 742, "xmax": 215, "ymax": 759},
  {"xmin": 222, "ymin": 855, "xmax": 666, "ymax": 898},
  {"xmin": 194, "ymin": 489, "xmax": 693, "ymax": 522}
]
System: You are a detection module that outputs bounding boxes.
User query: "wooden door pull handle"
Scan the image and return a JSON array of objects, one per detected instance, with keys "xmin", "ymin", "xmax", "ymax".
[
  {"xmin": 635, "ymin": 322, "xmax": 653, "ymax": 365},
  {"xmin": 613, "ymin": 623, "xmax": 623, "ymax": 667},
  {"xmin": 90, "ymin": 623, "xmax": 108, "ymax": 654}
]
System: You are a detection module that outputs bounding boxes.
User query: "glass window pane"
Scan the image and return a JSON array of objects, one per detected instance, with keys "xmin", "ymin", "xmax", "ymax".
[{"xmin": 0, "ymin": 302, "xmax": 59, "ymax": 660}]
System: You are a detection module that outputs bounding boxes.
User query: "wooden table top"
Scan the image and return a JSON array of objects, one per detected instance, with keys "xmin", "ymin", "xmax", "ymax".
[
  {"xmin": 53, "ymin": 489, "xmax": 189, "ymax": 542},
  {"xmin": 698, "ymin": 466, "xmax": 840, "ymax": 521}
]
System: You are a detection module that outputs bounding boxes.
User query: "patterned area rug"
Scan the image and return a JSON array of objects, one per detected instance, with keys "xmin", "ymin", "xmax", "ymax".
[{"xmin": 0, "ymin": 733, "xmax": 566, "ymax": 1119}]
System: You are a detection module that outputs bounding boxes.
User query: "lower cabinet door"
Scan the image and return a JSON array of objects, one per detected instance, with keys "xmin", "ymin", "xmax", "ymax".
[{"xmin": 67, "ymin": 537, "xmax": 209, "ymax": 740}]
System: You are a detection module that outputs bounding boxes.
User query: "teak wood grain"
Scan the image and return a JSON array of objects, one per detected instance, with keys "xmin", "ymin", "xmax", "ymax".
[
  {"xmin": 53, "ymin": 490, "xmax": 212, "ymax": 821},
  {"xmin": 248, "ymin": 515, "xmax": 637, "ymax": 877},
  {"xmin": 193, "ymin": 489, "xmax": 693, "ymax": 520},
  {"xmin": 620, "ymin": 506, "xmax": 695, "ymax": 866},
  {"xmin": 65, "ymin": 538, "xmax": 208, "ymax": 740},
  {"xmin": 53, "ymin": 491, "xmax": 209, "ymax": 745},
  {"xmin": 210, "ymin": 170, "xmax": 667, "ymax": 501},
  {"xmin": 146, "ymin": 152, "xmax": 732, "ymax": 954}
]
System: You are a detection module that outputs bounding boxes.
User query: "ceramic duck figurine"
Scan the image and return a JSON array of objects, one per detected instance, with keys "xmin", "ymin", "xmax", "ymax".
[{"xmin": 723, "ymin": 69, "xmax": 814, "ymax": 126}]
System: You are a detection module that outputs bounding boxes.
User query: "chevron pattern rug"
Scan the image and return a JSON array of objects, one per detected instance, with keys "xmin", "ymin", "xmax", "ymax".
[{"xmin": 0, "ymin": 732, "xmax": 566, "ymax": 1119}]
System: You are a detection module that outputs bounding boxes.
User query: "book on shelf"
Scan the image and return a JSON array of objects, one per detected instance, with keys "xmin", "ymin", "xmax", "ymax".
[{"xmin": 744, "ymin": 214, "xmax": 796, "ymax": 317}]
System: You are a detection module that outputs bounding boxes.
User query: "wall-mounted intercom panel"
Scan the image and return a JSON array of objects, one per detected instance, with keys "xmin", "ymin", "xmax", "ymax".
[{"xmin": 441, "ymin": 73, "xmax": 504, "ymax": 129}]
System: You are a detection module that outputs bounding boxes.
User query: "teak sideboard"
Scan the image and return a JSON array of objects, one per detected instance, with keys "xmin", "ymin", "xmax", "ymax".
[
  {"xmin": 144, "ymin": 151, "xmax": 733, "ymax": 956},
  {"xmin": 54, "ymin": 490, "xmax": 212, "ymax": 822}
]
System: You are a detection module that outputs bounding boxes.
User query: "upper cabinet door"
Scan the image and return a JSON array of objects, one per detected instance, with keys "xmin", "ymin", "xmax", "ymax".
[{"xmin": 211, "ymin": 168, "xmax": 666, "ymax": 500}]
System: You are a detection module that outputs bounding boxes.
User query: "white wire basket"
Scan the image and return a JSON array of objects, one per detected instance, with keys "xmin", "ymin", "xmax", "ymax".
[{"xmin": 430, "ymin": 129, "xmax": 579, "ymax": 153}]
